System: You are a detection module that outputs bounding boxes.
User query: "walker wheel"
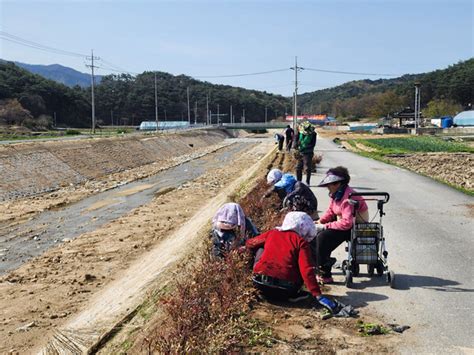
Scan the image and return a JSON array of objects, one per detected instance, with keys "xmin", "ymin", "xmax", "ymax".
[{"xmin": 345, "ymin": 269, "xmax": 353, "ymax": 288}]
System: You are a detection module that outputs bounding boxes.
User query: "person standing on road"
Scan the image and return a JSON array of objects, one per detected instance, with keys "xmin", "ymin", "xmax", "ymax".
[
  {"xmin": 295, "ymin": 121, "xmax": 317, "ymax": 185},
  {"xmin": 284, "ymin": 125, "xmax": 294, "ymax": 151},
  {"xmin": 245, "ymin": 211, "xmax": 340, "ymax": 313},
  {"xmin": 314, "ymin": 167, "xmax": 369, "ymax": 284}
]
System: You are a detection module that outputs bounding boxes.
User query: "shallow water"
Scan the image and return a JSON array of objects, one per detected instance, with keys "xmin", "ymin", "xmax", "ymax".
[{"xmin": 0, "ymin": 141, "xmax": 253, "ymax": 275}]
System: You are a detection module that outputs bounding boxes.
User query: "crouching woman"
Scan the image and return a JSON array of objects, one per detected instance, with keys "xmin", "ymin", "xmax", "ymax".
[
  {"xmin": 211, "ymin": 202, "xmax": 259, "ymax": 258},
  {"xmin": 245, "ymin": 211, "xmax": 338, "ymax": 313}
]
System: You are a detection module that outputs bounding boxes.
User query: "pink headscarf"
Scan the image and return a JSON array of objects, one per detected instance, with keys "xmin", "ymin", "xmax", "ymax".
[
  {"xmin": 277, "ymin": 211, "xmax": 317, "ymax": 242},
  {"xmin": 212, "ymin": 203, "xmax": 246, "ymax": 235}
]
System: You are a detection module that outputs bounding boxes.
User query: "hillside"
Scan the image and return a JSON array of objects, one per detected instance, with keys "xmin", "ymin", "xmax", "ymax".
[
  {"xmin": 14, "ymin": 62, "xmax": 103, "ymax": 87},
  {"xmin": 94, "ymin": 72, "xmax": 290, "ymax": 125},
  {"xmin": 0, "ymin": 61, "xmax": 291, "ymax": 128},
  {"xmin": 0, "ymin": 61, "xmax": 91, "ymax": 128},
  {"xmin": 298, "ymin": 58, "xmax": 474, "ymax": 118}
]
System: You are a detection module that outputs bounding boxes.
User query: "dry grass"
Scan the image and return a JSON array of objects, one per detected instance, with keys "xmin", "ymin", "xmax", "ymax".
[{"xmin": 138, "ymin": 151, "xmax": 295, "ymax": 353}]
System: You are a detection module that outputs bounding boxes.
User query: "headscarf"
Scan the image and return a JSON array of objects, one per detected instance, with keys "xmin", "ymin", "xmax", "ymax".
[
  {"xmin": 277, "ymin": 211, "xmax": 317, "ymax": 242},
  {"xmin": 298, "ymin": 121, "xmax": 315, "ymax": 135},
  {"xmin": 267, "ymin": 168, "xmax": 283, "ymax": 184},
  {"xmin": 212, "ymin": 203, "xmax": 246, "ymax": 235},
  {"xmin": 274, "ymin": 173, "xmax": 297, "ymax": 193}
]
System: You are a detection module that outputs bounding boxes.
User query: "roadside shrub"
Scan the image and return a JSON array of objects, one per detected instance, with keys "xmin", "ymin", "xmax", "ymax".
[
  {"xmin": 65, "ymin": 129, "xmax": 81, "ymax": 135},
  {"xmin": 143, "ymin": 251, "xmax": 255, "ymax": 353}
]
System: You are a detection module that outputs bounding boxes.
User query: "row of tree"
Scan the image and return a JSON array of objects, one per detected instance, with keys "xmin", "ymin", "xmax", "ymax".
[
  {"xmin": 0, "ymin": 61, "xmax": 290, "ymax": 129},
  {"xmin": 1, "ymin": 58, "xmax": 472, "ymax": 129},
  {"xmin": 94, "ymin": 72, "xmax": 290, "ymax": 126},
  {"xmin": 299, "ymin": 58, "xmax": 473, "ymax": 119}
]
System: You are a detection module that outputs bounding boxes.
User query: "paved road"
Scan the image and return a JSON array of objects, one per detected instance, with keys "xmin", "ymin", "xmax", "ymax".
[{"xmin": 311, "ymin": 136, "xmax": 473, "ymax": 354}]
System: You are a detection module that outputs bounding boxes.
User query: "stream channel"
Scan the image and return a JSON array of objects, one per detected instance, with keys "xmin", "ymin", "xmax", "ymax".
[{"xmin": 0, "ymin": 141, "xmax": 254, "ymax": 275}]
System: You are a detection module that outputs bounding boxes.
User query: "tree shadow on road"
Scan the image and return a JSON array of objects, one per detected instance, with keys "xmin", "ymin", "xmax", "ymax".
[
  {"xmin": 390, "ymin": 274, "xmax": 474, "ymax": 292},
  {"xmin": 343, "ymin": 273, "xmax": 474, "ymax": 293}
]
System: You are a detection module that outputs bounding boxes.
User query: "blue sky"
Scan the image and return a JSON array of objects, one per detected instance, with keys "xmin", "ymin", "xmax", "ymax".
[{"xmin": 1, "ymin": 0, "xmax": 472, "ymax": 96}]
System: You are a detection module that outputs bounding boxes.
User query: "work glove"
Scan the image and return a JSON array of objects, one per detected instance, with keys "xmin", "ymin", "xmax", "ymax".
[
  {"xmin": 316, "ymin": 295, "xmax": 338, "ymax": 313},
  {"xmin": 315, "ymin": 223, "xmax": 326, "ymax": 233}
]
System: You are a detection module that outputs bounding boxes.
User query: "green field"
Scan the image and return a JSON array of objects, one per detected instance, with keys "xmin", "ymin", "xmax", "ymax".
[{"xmin": 356, "ymin": 136, "xmax": 474, "ymax": 154}]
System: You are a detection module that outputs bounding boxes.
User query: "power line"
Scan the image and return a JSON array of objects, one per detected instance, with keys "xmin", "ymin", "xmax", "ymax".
[
  {"xmin": 194, "ymin": 68, "xmax": 290, "ymax": 78},
  {"xmin": 0, "ymin": 31, "xmax": 87, "ymax": 58},
  {"xmin": 303, "ymin": 66, "xmax": 398, "ymax": 76},
  {"xmin": 95, "ymin": 65, "xmax": 138, "ymax": 75}
]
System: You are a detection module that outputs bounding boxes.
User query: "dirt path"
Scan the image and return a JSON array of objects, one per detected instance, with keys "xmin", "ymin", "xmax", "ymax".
[{"xmin": 0, "ymin": 139, "xmax": 273, "ymax": 354}]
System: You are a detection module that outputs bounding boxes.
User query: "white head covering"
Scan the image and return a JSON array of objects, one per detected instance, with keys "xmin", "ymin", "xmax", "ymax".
[
  {"xmin": 277, "ymin": 211, "xmax": 317, "ymax": 242},
  {"xmin": 212, "ymin": 203, "xmax": 246, "ymax": 235},
  {"xmin": 267, "ymin": 168, "xmax": 283, "ymax": 184}
]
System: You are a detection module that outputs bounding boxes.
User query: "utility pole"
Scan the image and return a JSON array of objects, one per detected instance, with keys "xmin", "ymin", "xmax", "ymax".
[
  {"xmin": 154, "ymin": 73, "xmax": 159, "ymax": 132},
  {"xmin": 86, "ymin": 49, "xmax": 100, "ymax": 134},
  {"xmin": 290, "ymin": 56, "xmax": 303, "ymax": 132},
  {"xmin": 110, "ymin": 110, "xmax": 113, "ymax": 126},
  {"xmin": 206, "ymin": 94, "xmax": 209, "ymax": 125},
  {"xmin": 53, "ymin": 111, "xmax": 57, "ymax": 127},
  {"xmin": 210, "ymin": 110, "xmax": 212, "ymax": 124},
  {"xmin": 414, "ymin": 82, "xmax": 421, "ymax": 132},
  {"xmin": 187, "ymin": 87, "xmax": 191, "ymax": 125},
  {"xmin": 242, "ymin": 108, "xmax": 245, "ymax": 123},
  {"xmin": 194, "ymin": 101, "xmax": 197, "ymax": 125},
  {"xmin": 230, "ymin": 105, "xmax": 233, "ymax": 124},
  {"xmin": 265, "ymin": 106, "xmax": 268, "ymax": 123}
]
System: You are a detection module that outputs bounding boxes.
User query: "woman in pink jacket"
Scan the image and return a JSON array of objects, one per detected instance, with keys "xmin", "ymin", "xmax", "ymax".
[{"xmin": 314, "ymin": 166, "xmax": 368, "ymax": 284}]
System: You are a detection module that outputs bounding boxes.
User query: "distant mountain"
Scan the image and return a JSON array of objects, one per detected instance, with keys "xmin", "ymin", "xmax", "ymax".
[{"xmin": 13, "ymin": 61, "xmax": 102, "ymax": 87}]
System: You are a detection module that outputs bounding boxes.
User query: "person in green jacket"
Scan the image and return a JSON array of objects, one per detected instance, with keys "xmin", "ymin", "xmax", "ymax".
[{"xmin": 295, "ymin": 121, "xmax": 317, "ymax": 185}]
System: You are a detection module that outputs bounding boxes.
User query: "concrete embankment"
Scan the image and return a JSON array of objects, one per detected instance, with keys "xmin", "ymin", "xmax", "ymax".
[{"xmin": 0, "ymin": 130, "xmax": 228, "ymax": 201}]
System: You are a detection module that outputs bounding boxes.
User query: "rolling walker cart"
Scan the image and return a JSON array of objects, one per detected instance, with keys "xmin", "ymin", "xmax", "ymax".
[{"xmin": 341, "ymin": 192, "xmax": 395, "ymax": 288}]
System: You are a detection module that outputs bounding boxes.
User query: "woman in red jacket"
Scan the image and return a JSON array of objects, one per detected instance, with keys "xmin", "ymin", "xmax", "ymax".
[{"xmin": 245, "ymin": 211, "xmax": 338, "ymax": 313}]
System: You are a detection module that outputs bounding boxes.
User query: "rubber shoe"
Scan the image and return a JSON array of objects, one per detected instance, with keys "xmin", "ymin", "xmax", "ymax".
[
  {"xmin": 316, "ymin": 275, "xmax": 334, "ymax": 284},
  {"xmin": 288, "ymin": 291, "xmax": 310, "ymax": 303}
]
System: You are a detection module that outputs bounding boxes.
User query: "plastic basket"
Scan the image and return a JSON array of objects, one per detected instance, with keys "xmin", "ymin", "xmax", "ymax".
[
  {"xmin": 353, "ymin": 223, "xmax": 380, "ymax": 264},
  {"xmin": 355, "ymin": 243, "xmax": 378, "ymax": 264}
]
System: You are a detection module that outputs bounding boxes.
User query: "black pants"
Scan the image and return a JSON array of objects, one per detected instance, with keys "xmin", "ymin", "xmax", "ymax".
[
  {"xmin": 315, "ymin": 229, "xmax": 351, "ymax": 277},
  {"xmin": 253, "ymin": 281, "xmax": 300, "ymax": 301},
  {"xmin": 252, "ymin": 248, "xmax": 300, "ymax": 300},
  {"xmin": 285, "ymin": 138, "xmax": 293, "ymax": 151},
  {"xmin": 296, "ymin": 152, "xmax": 313, "ymax": 185},
  {"xmin": 278, "ymin": 138, "xmax": 284, "ymax": 151}
]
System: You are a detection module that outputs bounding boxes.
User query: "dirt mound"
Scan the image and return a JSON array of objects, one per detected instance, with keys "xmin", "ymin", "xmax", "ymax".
[{"xmin": 388, "ymin": 153, "xmax": 473, "ymax": 191}]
